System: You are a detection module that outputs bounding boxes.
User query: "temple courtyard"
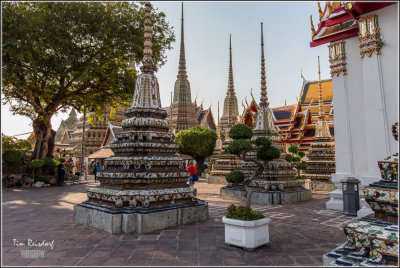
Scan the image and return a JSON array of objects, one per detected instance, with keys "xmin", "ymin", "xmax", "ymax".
[{"xmin": 2, "ymin": 176, "xmax": 356, "ymax": 266}]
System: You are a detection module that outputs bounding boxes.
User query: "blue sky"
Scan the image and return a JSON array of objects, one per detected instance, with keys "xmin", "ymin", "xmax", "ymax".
[{"xmin": 1, "ymin": 1, "xmax": 329, "ymax": 138}]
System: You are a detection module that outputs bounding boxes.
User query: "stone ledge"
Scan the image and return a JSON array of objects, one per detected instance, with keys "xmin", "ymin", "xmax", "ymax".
[
  {"xmin": 220, "ymin": 187, "xmax": 312, "ymax": 205},
  {"xmin": 73, "ymin": 202, "xmax": 208, "ymax": 234},
  {"xmin": 205, "ymin": 175, "xmax": 227, "ymax": 185}
]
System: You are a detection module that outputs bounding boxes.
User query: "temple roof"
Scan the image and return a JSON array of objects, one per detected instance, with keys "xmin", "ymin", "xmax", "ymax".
[
  {"xmin": 301, "ymin": 79, "xmax": 332, "ymax": 104},
  {"xmin": 272, "ymin": 105, "xmax": 296, "ymax": 121},
  {"xmin": 310, "ymin": 1, "xmax": 395, "ymax": 47}
]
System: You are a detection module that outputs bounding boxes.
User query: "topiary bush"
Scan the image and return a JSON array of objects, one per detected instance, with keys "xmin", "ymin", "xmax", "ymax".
[
  {"xmin": 228, "ymin": 124, "xmax": 253, "ymax": 140},
  {"xmin": 29, "ymin": 159, "xmax": 45, "ymax": 169},
  {"xmin": 226, "ymin": 170, "xmax": 245, "ymax": 184},
  {"xmin": 2, "ymin": 149, "xmax": 22, "ymax": 165},
  {"xmin": 225, "ymin": 204, "xmax": 265, "ymax": 221}
]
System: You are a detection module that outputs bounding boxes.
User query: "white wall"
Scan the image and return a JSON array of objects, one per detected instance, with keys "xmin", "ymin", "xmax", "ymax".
[{"xmin": 327, "ymin": 3, "xmax": 398, "ymax": 211}]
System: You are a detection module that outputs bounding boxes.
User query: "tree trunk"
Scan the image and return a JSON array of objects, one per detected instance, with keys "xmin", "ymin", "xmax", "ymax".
[
  {"xmin": 31, "ymin": 115, "xmax": 54, "ymax": 160},
  {"xmin": 196, "ymin": 158, "xmax": 205, "ymax": 177},
  {"xmin": 243, "ymin": 158, "xmax": 265, "ymax": 208}
]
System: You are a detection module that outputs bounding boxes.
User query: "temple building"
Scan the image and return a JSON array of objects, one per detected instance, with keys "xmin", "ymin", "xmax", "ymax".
[
  {"xmin": 54, "ymin": 109, "xmax": 79, "ymax": 144},
  {"xmin": 240, "ymin": 78, "xmax": 334, "ymax": 152},
  {"xmin": 74, "ymin": 2, "xmax": 207, "ymax": 234},
  {"xmin": 168, "ymin": 3, "xmax": 198, "ymax": 133},
  {"xmin": 221, "ymin": 22, "xmax": 311, "ymax": 204},
  {"xmin": 68, "ymin": 106, "xmax": 126, "ymax": 157},
  {"xmin": 310, "ymin": 1, "xmax": 398, "ymax": 215},
  {"xmin": 206, "ymin": 35, "xmax": 242, "ymax": 184},
  {"xmin": 301, "ymin": 57, "xmax": 336, "ymax": 191}
]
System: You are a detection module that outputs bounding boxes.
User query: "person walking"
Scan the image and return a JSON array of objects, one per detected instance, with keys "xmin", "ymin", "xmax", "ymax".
[
  {"xmin": 186, "ymin": 160, "xmax": 198, "ymax": 187},
  {"xmin": 57, "ymin": 159, "xmax": 67, "ymax": 186},
  {"xmin": 93, "ymin": 162, "xmax": 101, "ymax": 182}
]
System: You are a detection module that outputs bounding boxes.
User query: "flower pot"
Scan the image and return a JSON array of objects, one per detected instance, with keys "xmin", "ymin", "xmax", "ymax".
[{"xmin": 222, "ymin": 216, "xmax": 271, "ymax": 250}]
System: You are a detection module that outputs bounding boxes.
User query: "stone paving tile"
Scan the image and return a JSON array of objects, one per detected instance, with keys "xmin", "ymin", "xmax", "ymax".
[{"xmin": 2, "ymin": 177, "xmax": 357, "ymax": 266}]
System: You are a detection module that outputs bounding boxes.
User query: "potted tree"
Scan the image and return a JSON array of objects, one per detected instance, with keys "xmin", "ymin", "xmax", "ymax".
[{"xmin": 222, "ymin": 124, "xmax": 280, "ymax": 249}]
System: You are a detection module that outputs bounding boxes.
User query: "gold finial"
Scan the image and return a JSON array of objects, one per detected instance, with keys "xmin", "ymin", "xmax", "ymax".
[
  {"xmin": 242, "ymin": 99, "xmax": 246, "ymax": 111},
  {"xmin": 310, "ymin": 15, "xmax": 316, "ymax": 38},
  {"xmin": 346, "ymin": 2, "xmax": 353, "ymax": 10},
  {"xmin": 301, "ymin": 69, "xmax": 305, "ymax": 81},
  {"xmin": 245, "ymin": 96, "xmax": 249, "ymax": 108},
  {"xmin": 250, "ymin": 88, "xmax": 256, "ymax": 103},
  {"xmin": 318, "ymin": 2, "xmax": 323, "ymax": 21}
]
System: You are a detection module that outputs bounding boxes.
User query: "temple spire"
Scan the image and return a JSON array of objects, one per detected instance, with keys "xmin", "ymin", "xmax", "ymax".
[
  {"xmin": 140, "ymin": 2, "xmax": 154, "ymax": 73},
  {"xmin": 177, "ymin": 2, "xmax": 187, "ymax": 80},
  {"xmin": 318, "ymin": 56, "xmax": 324, "ymax": 119},
  {"xmin": 259, "ymin": 22, "xmax": 269, "ymax": 108},
  {"xmin": 227, "ymin": 34, "xmax": 234, "ymax": 126}
]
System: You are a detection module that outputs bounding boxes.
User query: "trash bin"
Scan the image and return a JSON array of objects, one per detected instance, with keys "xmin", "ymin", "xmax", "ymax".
[{"xmin": 341, "ymin": 177, "xmax": 360, "ymax": 216}]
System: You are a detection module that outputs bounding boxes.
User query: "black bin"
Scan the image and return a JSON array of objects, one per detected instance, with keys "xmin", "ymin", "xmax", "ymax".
[{"xmin": 341, "ymin": 177, "xmax": 360, "ymax": 216}]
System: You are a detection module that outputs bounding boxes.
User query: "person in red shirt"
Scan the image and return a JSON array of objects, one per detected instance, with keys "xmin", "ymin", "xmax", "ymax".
[{"xmin": 186, "ymin": 160, "xmax": 197, "ymax": 186}]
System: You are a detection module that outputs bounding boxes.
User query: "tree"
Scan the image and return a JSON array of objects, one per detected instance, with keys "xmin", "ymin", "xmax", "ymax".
[
  {"xmin": 2, "ymin": 2, "xmax": 175, "ymax": 160},
  {"xmin": 284, "ymin": 145, "xmax": 308, "ymax": 179},
  {"xmin": 1, "ymin": 133, "xmax": 32, "ymax": 151},
  {"xmin": 225, "ymin": 124, "xmax": 280, "ymax": 208},
  {"xmin": 175, "ymin": 126, "xmax": 217, "ymax": 176}
]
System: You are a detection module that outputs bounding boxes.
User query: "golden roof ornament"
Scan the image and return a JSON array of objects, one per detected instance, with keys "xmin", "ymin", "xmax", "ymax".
[
  {"xmin": 327, "ymin": 2, "xmax": 332, "ymax": 16},
  {"xmin": 318, "ymin": 2, "xmax": 323, "ymax": 21},
  {"xmin": 310, "ymin": 15, "xmax": 316, "ymax": 39},
  {"xmin": 318, "ymin": 56, "xmax": 324, "ymax": 119}
]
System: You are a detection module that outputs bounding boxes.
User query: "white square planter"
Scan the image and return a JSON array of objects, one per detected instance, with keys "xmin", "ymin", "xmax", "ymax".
[{"xmin": 222, "ymin": 216, "xmax": 271, "ymax": 249}]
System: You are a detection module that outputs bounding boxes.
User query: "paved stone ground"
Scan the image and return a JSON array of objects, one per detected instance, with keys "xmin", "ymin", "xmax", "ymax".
[{"xmin": 2, "ymin": 177, "xmax": 356, "ymax": 266}]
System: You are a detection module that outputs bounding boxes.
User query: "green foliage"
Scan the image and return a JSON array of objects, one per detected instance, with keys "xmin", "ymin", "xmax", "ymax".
[
  {"xmin": 225, "ymin": 204, "xmax": 265, "ymax": 221},
  {"xmin": 2, "ymin": 134, "xmax": 32, "ymax": 151},
  {"xmin": 175, "ymin": 126, "xmax": 217, "ymax": 163},
  {"xmin": 228, "ymin": 124, "xmax": 253, "ymax": 140},
  {"xmin": 226, "ymin": 170, "xmax": 245, "ymax": 184},
  {"xmin": 29, "ymin": 159, "xmax": 45, "ymax": 169},
  {"xmin": 255, "ymin": 137, "xmax": 271, "ymax": 147},
  {"xmin": 2, "ymin": 2, "xmax": 175, "ymax": 159},
  {"xmin": 285, "ymin": 145, "xmax": 308, "ymax": 177},
  {"xmin": 58, "ymin": 158, "xmax": 66, "ymax": 163},
  {"xmin": 2, "ymin": 149, "xmax": 22, "ymax": 165},
  {"xmin": 225, "ymin": 139, "xmax": 252, "ymax": 156}
]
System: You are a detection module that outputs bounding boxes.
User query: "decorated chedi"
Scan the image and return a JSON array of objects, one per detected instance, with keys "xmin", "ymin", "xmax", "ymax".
[
  {"xmin": 168, "ymin": 3, "xmax": 198, "ymax": 134},
  {"xmin": 302, "ymin": 56, "xmax": 336, "ymax": 191},
  {"xmin": 74, "ymin": 2, "xmax": 208, "ymax": 234},
  {"xmin": 221, "ymin": 23, "xmax": 311, "ymax": 205},
  {"xmin": 209, "ymin": 102, "xmax": 222, "ymax": 168},
  {"xmin": 323, "ymin": 122, "xmax": 398, "ymax": 266},
  {"xmin": 206, "ymin": 35, "xmax": 242, "ymax": 184}
]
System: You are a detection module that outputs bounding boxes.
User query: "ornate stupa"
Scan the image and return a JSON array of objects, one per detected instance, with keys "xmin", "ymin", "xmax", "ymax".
[
  {"xmin": 221, "ymin": 23, "xmax": 311, "ymax": 204},
  {"xmin": 74, "ymin": 2, "xmax": 208, "ymax": 234},
  {"xmin": 168, "ymin": 3, "xmax": 198, "ymax": 134},
  {"xmin": 219, "ymin": 34, "xmax": 239, "ymax": 134},
  {"xmin": 209, "ymin": 102, "xmax": 222, "ymax": 168},
  {"xmin": 206, "ymin": 35, "xmax": 242, "ymax": 184},
  {"xmin": 302, "ymin": 56, "xmax": 336, "ymax": 191},
  {"xmin": 69, "ymin": 106, "xmax": 126, "ymax": 156}
]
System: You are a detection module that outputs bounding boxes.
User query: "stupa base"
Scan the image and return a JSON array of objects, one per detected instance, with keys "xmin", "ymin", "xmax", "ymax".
[
  {"xmin": 220, "ymin": 186, "xmax": 312, "ymax": 205},
  {"xmin": 74, "ymin": 201, "xmax": 208, "ymax": 234},
  {"xmin": 206, "ymin": 174, "xmax": 228, "ymax": 184},
  {"xmin": 311, "ymin": 180, "xmax": 336, "ymax": 191}
]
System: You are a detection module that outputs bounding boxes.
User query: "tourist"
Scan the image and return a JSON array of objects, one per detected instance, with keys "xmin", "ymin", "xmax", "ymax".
[
  {"xmin": 186, "ymin": 160, "xmax": 198, "ymax": 187},
  {"xmin": 93, "ymin": 162, "xmax": 101, "ymax": 182},
  {"xmin": 57, "ymin": 159, "xmax": 66, "ymax": 186}
]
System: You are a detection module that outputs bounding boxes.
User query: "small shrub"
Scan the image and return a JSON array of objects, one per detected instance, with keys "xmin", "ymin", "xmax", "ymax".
[
  {"xmin": 228, "ymin": 124, "xmax": 253, "ymax": 140},
  {"xmin": 2, "ymin": 149, "xmax": 22, "ymax": 165},
  {"xmin": 29, "ymin": 159, "xmax": 45, "ymax": 169},
  {"xmin": 226, "ymin": 170, "xmax": 245, "ymax": 184},
  {"xmin": 225, "ymin": 204, "xmax": 265, "ymax": 221},
  {"xmin": 225, "ymin": 139, "xmax": 252, "ymax": 156}
]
